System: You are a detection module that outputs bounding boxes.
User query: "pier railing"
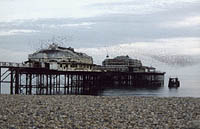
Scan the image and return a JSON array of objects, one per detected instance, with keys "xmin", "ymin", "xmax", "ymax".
[{"xmin": 0, "ymin": 62, "xmax": 32, "ymax": 68}]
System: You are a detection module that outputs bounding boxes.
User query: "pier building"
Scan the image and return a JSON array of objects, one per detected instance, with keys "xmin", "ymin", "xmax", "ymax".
[
  {"xmin": 27, "ymin": 43, "xmax": 94, "ymax": 71},
  {"xmin": 98, "ymin": 55, "xmax": 156, "ymax": 73}
]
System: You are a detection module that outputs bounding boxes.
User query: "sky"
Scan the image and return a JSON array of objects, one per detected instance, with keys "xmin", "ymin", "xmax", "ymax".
[{"xmin": 0, "ymin": 0, "xmax": 200, "ymax": 71}]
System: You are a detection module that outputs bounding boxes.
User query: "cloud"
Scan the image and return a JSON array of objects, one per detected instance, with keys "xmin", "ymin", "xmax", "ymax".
[
  {"xmin": 0, "ymin": 48, "xmax": 28, "ymax": 62},
  {"xmin": 76, "ymin": 37, "xmax": 200, "ymax": 66},
  {"xmin": 161, "ymin": 16, "xmax": 200, "ymax": 28},
  {"xmin": 89, "ymin": 0, "xmax": 200, "ymax": 15},
  {"xmin": 0, "ymin": 29, "xmax": 39, "ymax": 36},
  {"xmin": 0, "ymin": 0, "xmax": 199, "ymax": 46},
  {"xmin": 61, "ymin": 22, "xmax": 95, "ymax": 27},
  {"xmin": 48, "ymin": 22, "xmax": 95, "ymax": 28},
  {"xmin": 1, "ymin": 4, "xmax": 199, "ymax": 47},
  {"xmin": 154, "ymin": 38, "xmax": 200, "ymax": 55},
  {"xmin": 0, "ymin": 0, "xmax": 130, "ymax": 21},
  {"xmin": 0, "ymin": 0, "xmax": 199, "ymax": 21}
]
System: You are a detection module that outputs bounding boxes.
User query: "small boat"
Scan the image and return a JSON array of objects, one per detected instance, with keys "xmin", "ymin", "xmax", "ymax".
[{"xmin": 168, "ymin": 77, "xmax": 180, "ymax": 88}]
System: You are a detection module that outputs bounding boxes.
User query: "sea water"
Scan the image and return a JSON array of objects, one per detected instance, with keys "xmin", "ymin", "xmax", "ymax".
[{"xmin": 102, "ymin": 64, "xmax": 200, "ymax": 97}]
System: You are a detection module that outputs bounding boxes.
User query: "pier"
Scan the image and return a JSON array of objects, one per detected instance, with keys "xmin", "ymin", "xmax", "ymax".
[{"xmin": 0, "ymin": 62, "xmax": 165, "ymax": 95}]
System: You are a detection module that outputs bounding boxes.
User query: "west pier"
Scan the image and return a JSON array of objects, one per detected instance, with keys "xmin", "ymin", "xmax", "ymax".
[
  {"xmin": 0, "ymin": 44, "xmax": 165, "ymax": 95},
  {"xmin": 0, "ymin": 62, "xmax": 164, "ymax": 95}
]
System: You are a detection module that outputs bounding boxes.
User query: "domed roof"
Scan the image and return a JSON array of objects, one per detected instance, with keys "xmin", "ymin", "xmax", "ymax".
[
  {"xmin": 28, "ymin": 43, "xmax": 93, "ymax": 64},
  {"xmin": 114, "ymin": 55, "xmax": 130, "ymax": 60},
  {"xmin": 102, "ymin": 55, "xmax": 142, "ymax": 67}
]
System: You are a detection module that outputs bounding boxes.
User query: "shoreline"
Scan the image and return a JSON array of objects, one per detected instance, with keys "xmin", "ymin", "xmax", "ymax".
[{"xmin": 0, "ymin": 95, "xmax": 200, "ymax": 128}]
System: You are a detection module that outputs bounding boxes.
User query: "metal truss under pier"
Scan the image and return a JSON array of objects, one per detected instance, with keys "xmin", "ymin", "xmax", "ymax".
[{"xmin": 0, "ymin": 66, "xmax": 165, "ymax": 95}]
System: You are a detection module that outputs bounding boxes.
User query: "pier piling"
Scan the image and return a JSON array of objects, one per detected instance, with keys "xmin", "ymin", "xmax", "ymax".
[{"xmin": 0, "ymin": 66, "xmax": 164, "ymax": 95}]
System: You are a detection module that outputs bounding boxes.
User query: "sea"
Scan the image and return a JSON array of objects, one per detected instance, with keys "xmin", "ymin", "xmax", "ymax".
[{"xmin": 102, "ymin": 64, "xmax": 200, "ymax": 97}]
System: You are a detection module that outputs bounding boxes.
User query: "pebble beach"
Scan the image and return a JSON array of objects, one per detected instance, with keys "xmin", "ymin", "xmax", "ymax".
[{"xmin": 0, "ymin": 95, "xmax": 200, "ymax": 129}]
